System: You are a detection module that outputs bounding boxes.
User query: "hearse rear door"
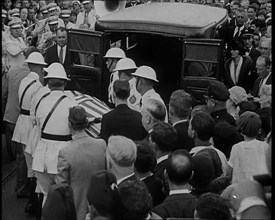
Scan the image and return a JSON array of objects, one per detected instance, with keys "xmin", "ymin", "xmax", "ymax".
[
  {"xmin": 181, "ymin": 38, "xmax": 224, "ymax": 105},
  {"xmin": 67, "ymin": 29, "xmax": 109, "ymax": 101}
]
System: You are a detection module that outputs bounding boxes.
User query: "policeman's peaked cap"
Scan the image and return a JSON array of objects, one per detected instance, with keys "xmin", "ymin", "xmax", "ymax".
[
  {"xmin": 132, "ymin": 65, "xmax": 159, "ymax": 82},
  {"xmin": 43, "ymin": 63, "xmax": 70, "ymax": 80},
  {"xmin": 104, "ymin": 47, "xmax": 126, "ymax": 59}
]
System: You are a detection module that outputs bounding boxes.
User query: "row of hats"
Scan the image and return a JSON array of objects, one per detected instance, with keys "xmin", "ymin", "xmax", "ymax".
[{"xmin": 104, "ymin": 47, "xmax": 159, "ymax": 82}]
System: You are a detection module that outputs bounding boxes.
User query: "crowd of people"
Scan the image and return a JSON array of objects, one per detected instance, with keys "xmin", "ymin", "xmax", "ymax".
[{"xmin": 1, "ymin": 0, "xmax": 272, "ymax": 220}]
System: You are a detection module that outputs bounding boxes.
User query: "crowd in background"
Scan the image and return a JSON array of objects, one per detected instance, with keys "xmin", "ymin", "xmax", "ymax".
[{"xmin": 1, "ymin": 0, "xmax": 272, "ymax": 220}]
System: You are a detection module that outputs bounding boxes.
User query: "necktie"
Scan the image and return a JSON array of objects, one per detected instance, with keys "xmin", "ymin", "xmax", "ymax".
[
  {"xmin": 234, "ymin": 27, "xmax": 240, "ymax": 38},
  {"xmin": 59, "ymin": 46, "xmax": 63, "ymax": 64}
]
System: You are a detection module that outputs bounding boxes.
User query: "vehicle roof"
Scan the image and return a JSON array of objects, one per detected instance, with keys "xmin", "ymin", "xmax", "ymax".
[{"xmin": 96, "ymin": 3, "xmax": 228, "ymax": 37}]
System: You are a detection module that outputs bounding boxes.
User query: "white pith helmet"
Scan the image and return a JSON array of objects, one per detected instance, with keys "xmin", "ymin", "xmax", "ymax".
[
  {"xmin": 113, "ymin": 58, "xmax": 137, "ymax": 72},
  {"xmin": 103, "ymin": 47, "xmax": 126, "ymax": 59},
  {"xmin": 132, "ymin": 65, "xmax": 159, "ymax": 82},
  {"xmin": 43, "ymin": 62, "xmax": 70, "ymax": 80},
  {"xmin": 26, "ymin": 52, "xmax": 47, "ymax": 65}
]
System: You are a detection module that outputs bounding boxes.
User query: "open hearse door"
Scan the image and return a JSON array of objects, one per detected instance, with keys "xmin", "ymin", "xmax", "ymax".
[
  {"xmin": 66, "ymin": 29, "xmax": 109, "ymax": 102},
  {"xmin": 181, "ymin": 38, "xmax": 225, "ymax": 105}
]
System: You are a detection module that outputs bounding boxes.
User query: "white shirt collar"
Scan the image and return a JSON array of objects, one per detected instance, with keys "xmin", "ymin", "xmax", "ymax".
[
  {"xmin": 173, "ymin": 119, "xmax": 188, "ymax": 127},
  {"xmin": 157, "ymin": 154, "xmax": 169, "ymax": 164},
  {"xmin": 169, "ymin": 189, "xmax": 191, "ymax": 195},
  {"xmin": 117, "ymin": 173, "xmax": 134, "ymax": 185}
]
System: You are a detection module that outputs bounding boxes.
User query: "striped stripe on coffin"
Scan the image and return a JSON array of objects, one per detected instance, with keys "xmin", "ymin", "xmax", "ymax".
[{"xmin": 64, "ymin": 90, "xmax": 111, "ymax": 138}]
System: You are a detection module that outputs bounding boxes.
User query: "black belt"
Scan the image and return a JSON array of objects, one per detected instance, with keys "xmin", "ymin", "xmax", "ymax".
[
  {"xmin": 20, "ymin": 109, "xmax": 30, "ymax": 116},
  {"xmin": 41, "ymin": 132, "xmax": 72, "ymax": 142}
]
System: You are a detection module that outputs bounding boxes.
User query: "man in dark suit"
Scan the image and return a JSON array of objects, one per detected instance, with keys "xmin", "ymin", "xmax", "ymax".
[
  {"xmin": 168, "ymin": 89, "xmax": 194, "ymax": 152},
  {"xmin": 220, "ymin": 7, "xmax": 247, "ymax": 59},
  {"xmin": 150, "ymin": 121, "xmax": 177, "ymax": 199},
  {"xmin": 100, "ymin": 79, "xmax": 147, "ymax": 142},
  {"xmin": 152, "ymin": 149, "xmax": 197, "ymax": 219},
  {"xmin": 44, "ymin": 27, "xmax": 79, "ymax": 73},
  {"xmin": 241, "ymin": 29, "xmax": 261, "ymax": 92},
  {"xmin": 251, "ymin": 55, "xmax": 272, "ymax": 97},
  {"xmin": 134, "ymin": 141, "xmax": 165, "ymax": 207}
]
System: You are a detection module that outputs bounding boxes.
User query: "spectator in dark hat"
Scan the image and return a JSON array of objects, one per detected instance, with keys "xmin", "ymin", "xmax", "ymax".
[
  {"xmin": 42, "ymin": 183, "xmax": 77, "ymax": 220},
  {"xmin": 168, "ymin": 89, "xmax": 194, "ymax": 151},
  {"xmin": 100, "ymin": 79, "xmax": 147, "ymax": 142},
  {"xmin": 250, "ymin": 0, "xmax": 261, "ymax": 11},
  {"xmin": 194, "ymin": 192, "xmax": 232, "ymax": 220},
  {"xmin": 213, "ymin": 121, "xmax": 243, "ymax": 159},
  {"xmin": 153, "ymin": 150, "xmax": 197, "ymax": 219},
  {"xmin": 118, "ymin": 180, "xmax": 161, "ymax": 220},
  {"xmin": 86, "ymin": 170, "xmax": 120, "ymax": 220},
  {"xmin": 224, "ymin": 39, "xmax": 254, "ymax": 93},
  {"xmin": 55, "ymin": 106, "xmax": 107, "ymax": 220},
  {"xmin": 204, "ymin": 80, "xmax": 236, "ymax": 126},
  {"xmin": 256, "ymin": 7, "xmax": 267, "ymax": 21},
  {"xmin": 228, "ymin": 111, "xmax": 269, "ymax": 183},
  {"xmin": 134, "ymin": 142, "xmax": 165, "ymax": 207}
]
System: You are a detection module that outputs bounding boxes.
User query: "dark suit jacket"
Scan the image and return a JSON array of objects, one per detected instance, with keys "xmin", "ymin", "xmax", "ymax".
[
  {"xmin": 44, "ymin": 44, "xmax": 80, "ymax": 73},
  {"xmin": 223, "ymin": 55, "xmax": 253, "ymax": 92},
  {"xmin": 100, "ymin": 104, "xmax": 147, "ymax": 142},
  {"xmin": 153, "ymin": 158, "xmax": 169, "ymax": 198},
  {"xmin": 152, "ymin": 193, "xmax": 197, "ymax": 219},
  {"xmin": 211, "ymin": 108, "xmax": 236, "ymax": 126},
  {"xmin": 142, "ymin": 175, "xmax": 165, "ymax": 207},
  {"xmin": 248, "ymin": 47, "xmax": 261, "ymax": 90},
  {"xmin": 251, "ymin": 74, "xmax": 272, "ymax": 97},
  {"xmin": 173, "ymin": 121, "xmax": 194, "ymax": 152}
]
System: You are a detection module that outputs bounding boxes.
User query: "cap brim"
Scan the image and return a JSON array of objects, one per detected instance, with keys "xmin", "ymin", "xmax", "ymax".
[
  {"xmin": 113, "ymin": 67, "xmax": 137, "ymax": 72},
  {"xmin": 48, "ymin": 22, "xmax": 58, "ymax": 25},
  {"xmin": 10, "ymin": 24, "xmax": 22, "ymax": 28},
  {"xmin": 44, "ymin": 75, "xmax": 71, "ymax": 81},
  {"xmin": 27, "ymin": 61, "xmax": 47, "ymax": 65},
  {"xmin": 61, "ymin": 15, "xmax": 70, "ymax": 17}
]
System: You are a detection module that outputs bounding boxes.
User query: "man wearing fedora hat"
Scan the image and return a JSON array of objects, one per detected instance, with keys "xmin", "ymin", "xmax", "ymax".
[
  {"xmin": 32, "ymin": 62, "xmax": 77, "ymax": 209},
  {"xmin": 55, "ymin": 106, "xmax": 106, "ymax": 220}
]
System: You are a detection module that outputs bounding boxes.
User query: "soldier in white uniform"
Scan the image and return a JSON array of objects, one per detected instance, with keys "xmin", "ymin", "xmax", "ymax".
[
  {"xmin": 11, "ymin": 52, "xmax": 47, "ymax": 200},
  {"xmin": 4, "ymin": 18, "xmax": 28, "ymax": 71},
  {"xmin": 32, "ymin": 63, "xmax": 77, "ymax": 207},
  {"xmin": 132, "ymin": 65, "xmax": 168, "ymax": 122},
  {"xmin": 75, "ymin": 0, "xmax": 98, "ymax": 30},
  {"xmin": 112, "ymin": 57, "xmax": 142, "ymax": 112},
  {"xmin": 103, "ymin": 47, "xmax": 126, "ymax": 106},
  {"xmin": 60, "ymin": 9, "xmax": 76, "ymax": 29}
]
